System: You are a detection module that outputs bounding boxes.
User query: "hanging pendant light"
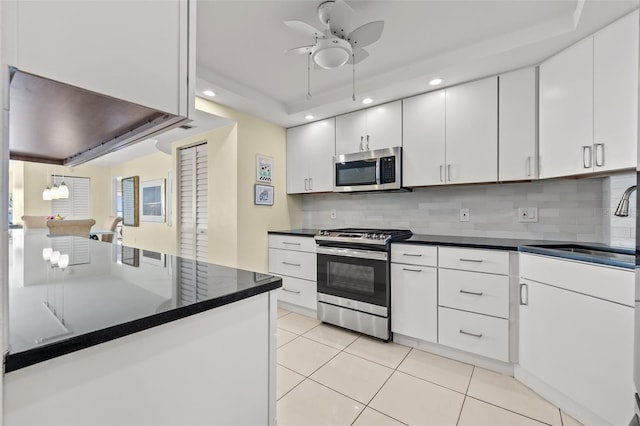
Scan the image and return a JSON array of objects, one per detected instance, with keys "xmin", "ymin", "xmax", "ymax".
[
  {"xmin": 58, "ymin": 181, "xmax": 69, "ymax": 199},
  {"xmin": 42, "ymin": 186, "xmax": 53, "ymax": 201},
  {"xmin": 50, "ymin": 184, "xmax": 60, "ymax": 200}
]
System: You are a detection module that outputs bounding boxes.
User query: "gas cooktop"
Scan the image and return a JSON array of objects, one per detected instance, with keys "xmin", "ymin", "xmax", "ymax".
[{"xmin": 315, "ymin": 228, "xmax": 413, "ymax": 246}]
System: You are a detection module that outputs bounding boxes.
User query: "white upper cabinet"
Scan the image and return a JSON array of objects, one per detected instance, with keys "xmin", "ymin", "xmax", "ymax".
[
  {"xmin": 593, "ymin": 10, "xmax": 638, "ymax": 173},
  {"xmin": 286, "ymin": 118, "xmax": 336, "ymax": 194},
  {"xmin": 540, "ymin": 10, "xmax": 638, "ymax": 178},
  {"xmin": 335, "ymin": 101, "xmax": 402, "ymax": 155},
  {"xmin": 402, "ymin": 90, "xmax": 447, "ymax": 186},
  {"xmin": 499, "ymin": 68, "xmax": 537, "ymax": 181},
  {"xmin": 445, "ymin": 77, "xmax": 498, "ymax": 184},
  {"xmin": 9, "ymin": 0, "xmax": 194, "ymax": 117}
]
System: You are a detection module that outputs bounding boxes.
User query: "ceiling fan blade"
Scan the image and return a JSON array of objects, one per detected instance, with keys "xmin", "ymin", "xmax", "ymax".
[
  {"xmin": 347, "ymin": 21, "xmax": 384, "ymax": 48},
  {"xmin": 329, "ymin": 0, "xmax": 354, "ymax": 38},
  {"xmin": 285, "ymin": 45, "xmax": 314, "ymax": 56},
  {"xmin": 283, "ymin": 20, "xmax": 325, "ymax": 39},
  {"xmin": 347, "ymin": 47, "xmax": 369, "ymax": 64}
]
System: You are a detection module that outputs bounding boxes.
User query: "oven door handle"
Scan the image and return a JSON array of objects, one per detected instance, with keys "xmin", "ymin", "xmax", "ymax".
[{"xmin": 316, "ymin": 246, "xmax": 388, "ymax": 261}]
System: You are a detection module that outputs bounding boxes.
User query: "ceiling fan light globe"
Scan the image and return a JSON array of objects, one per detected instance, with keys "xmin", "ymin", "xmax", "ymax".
[{"xmin": 312, "ymin": 38, "xmax": 352, "ymax": 69}]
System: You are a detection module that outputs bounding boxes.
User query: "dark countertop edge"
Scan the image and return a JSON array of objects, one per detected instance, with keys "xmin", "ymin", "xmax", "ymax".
[
  {"xmin": 398, "ymin": 239, "xmax": 520, "ymax": 251},
  {"xmin": 4, "ymin": 279, "xmax": 282, "ymax": 373},
  {"xmin": 269, "ymin": 229, "xmax": 319, "ymax": 237},
  {"xmin": 518, "ymin": 246, "xmax": 635, "ymax": 270}
]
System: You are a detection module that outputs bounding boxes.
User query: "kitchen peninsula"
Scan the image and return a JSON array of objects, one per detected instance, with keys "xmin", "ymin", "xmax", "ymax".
[{"xmin": 5, "ymin": 229, "xmax": 280, "ymax": 425}]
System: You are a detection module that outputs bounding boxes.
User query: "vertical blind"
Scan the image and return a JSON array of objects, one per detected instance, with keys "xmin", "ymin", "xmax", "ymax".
[
  {"xmin": 177, "ymin": 142, "xmax": 208, "ymax": 304},
  {"xmin": 51, "ymin": 176, "xmax": 91, "ymax": 219}
]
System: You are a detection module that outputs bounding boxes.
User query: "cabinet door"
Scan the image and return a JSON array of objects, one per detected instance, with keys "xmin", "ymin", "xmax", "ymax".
[
  {"xmin": 402, "ymin": 92, "xmax": 446, "ymax": 186},
  {"xmin": 445, "ymin": 77, "xmax": 498, "ymax": 184},
  {"xmin": 499, "ymin": 68, "xmax": 537, "ymax": 181},
  {"xmin": 286, "ymin": 125, "xmax": 311, "ymax": 194},
  {"xmin": 336, "ymin": 110, "xmax": 367, "ymax": 155},
  {"xmin": 519, "ymin": 279, "xmax": 635, "ymax": 425},
  {"xmin": 365, "ymin": 100, "xmax": 403, "ymax": 151},
  {"xmin": 539, "ymin": 37, "xmax": 594, "ymax": 178},
  {"xmin": 306, "ymin": 118, "xmax": 336, "ymax": 192},
  {"xmin": 593, "ymin": 10, "xmax": 638, "ymax": 173},
  {"xmin": 391, "ymin": 263, "xmax": 437, "ymax": 343},
  {"xmin": 15, "ymin": 0, "xmax": 188, "ymax": 116}
]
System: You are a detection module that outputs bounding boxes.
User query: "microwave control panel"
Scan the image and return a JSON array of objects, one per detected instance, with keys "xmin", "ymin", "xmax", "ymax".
[{"xmin": 380, "ymin": 156, "xmax": 396, "ymax": 184}]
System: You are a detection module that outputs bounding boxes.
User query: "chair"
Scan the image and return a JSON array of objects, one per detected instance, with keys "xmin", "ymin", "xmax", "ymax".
[
  {"xmin": 47, "ymin": 219, "xmax": 96, "ymax": 238},
  {"xmin": 101, "ymin": 216, "xmax": 122, "ymax": 243},
  {"xmin": 21, "ymin": 216, "xmax": 48, "ymax": 229}
]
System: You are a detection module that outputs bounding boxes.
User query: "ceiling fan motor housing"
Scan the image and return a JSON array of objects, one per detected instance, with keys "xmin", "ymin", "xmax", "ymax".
[{"xmin": 313, "ymin": 37, "xmax": 352, "ymax": 69}]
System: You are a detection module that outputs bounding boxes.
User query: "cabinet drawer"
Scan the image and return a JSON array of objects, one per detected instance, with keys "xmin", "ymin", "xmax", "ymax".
[
  {"xmin": 439, "ymin": 247, "xmax": 509, "ymax": 275},
  {"xmin": 439, "ymin": 269, "xmax": 509, "ymax": 318},
  {"xmin": 391, "ymin": 244, "xmax": 438, "ymax": 267},
  {"xmin": 278, "ymin": 276, "xmax": 317, "ymax": 310},
  {"xmin": 268, "ymin": 235, "xmax": 317, "ymax": 253},
  {"xmin": 268, "ymin": 248, "xmax": 316, "ymax": 281},
  {"xmin": 438, "ymin": 307, "xmax": 509, "ymax": 362}
]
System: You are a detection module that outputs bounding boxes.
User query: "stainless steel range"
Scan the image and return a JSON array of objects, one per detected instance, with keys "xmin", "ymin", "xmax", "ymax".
[{"xmin": 315, "ymin": 228, "xmax": 412, "ymax": 340}]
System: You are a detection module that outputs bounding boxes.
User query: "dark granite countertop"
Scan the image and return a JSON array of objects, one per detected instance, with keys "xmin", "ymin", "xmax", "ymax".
[
  {"xmin": 268, "ymin": 229, "xmax": 320, "ymax": 237},
  {"xmin": 6, "ymin": 230, "xmax": 281, "ymax": 372},
  {"xmin": 269, "ymin": 229, "xmax": 635, "ymax": 269}
]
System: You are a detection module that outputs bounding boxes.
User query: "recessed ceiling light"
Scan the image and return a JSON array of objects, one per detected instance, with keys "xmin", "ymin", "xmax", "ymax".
[
  {"xmin": 429, "ymin": 78, "xmax": 444, "ymax": 86},
  {"xmin": 203, "ymin": 90, "xmax": 216, "ymax": 97},
  {"xmin": 305, "ymin": 114, "xmax": 314, "ymax": 120},
  {"xmin": 362, "ymin": 98, "xmax": 373, "ymax": 105}
]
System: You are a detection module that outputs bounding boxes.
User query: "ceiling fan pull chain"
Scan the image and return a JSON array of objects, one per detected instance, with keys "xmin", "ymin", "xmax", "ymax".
[
  {"xmin": 352, "ymin": 53, "xmax": 356, "ymax": 102},
  {"xmin": 307, "ymin": 52, "xmax": 312, "ymax": 100}
]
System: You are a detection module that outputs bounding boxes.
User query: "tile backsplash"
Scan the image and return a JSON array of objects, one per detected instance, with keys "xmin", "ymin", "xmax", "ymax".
[{"xmin": 301, "ymin": 174, "xmax": 636, "ymax": 247}]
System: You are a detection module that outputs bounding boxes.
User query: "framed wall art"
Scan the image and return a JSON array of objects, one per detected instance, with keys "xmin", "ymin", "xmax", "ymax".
[
  {"xmin": 140, "ymin": 179, "xmax": 165, "ymax": 222},
  {"xmin": 254, "ymin": 184, "xmax": 274, "ymax": 206},
  {"xmin": 256, "ymin": 154, "xmax": 273, "ymax": 184}
]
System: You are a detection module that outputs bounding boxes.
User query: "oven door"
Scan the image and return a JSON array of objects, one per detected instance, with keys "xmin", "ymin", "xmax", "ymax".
[{"xmin": 316, "ymin": 246, "xmax": 389, "ymax": 314}]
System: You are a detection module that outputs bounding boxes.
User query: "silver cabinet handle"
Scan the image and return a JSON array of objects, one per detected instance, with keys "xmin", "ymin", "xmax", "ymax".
[
  {"xmin": 360, "ymin": 136, "xmax": 364, "ymax": 152},
  {"xmin": 282, "ymin": 261, "xmax": 301, "ymax": 267},
  {"xmin": 526, "ymin": 156, "xmax": 532, "ymax": 177},
  {"xmin": 520, "ymin": 283, "xmax": 528, "ymax": 306},
  {"xmin": 309, "ymin": 177, "xmax": 313, "ymax": 191},
  {"xmin": 459, "ymin": 258, "xmax": 483, "ymax": 263},
  {"xmin": 459, "ymin": 289, "xmax": 483, "ymax": 296},
  {"xmin": 439, "ymin": 165, "xmax": 444, "ymax": 182},
  {"xmin": 402, "ymin": 267, "xmax": 422, "ymax": 272},
  {"xmin": 304, "ymin": 178, "xmax": 309, "ymax": 191},
  {"xmin": 282, "ymin": 288, "xmax": 301, "ymax": 294},
  {"xmin": 582, "ymin": 145, "xmax": 592, "ymax": 169},
  {"xmin": 459, "ymin": 329, "xmax": 483, "ymax": 338},
  {"xmin": 282, "ymin": 242, "xmax": 301, "ymax": 246},
  {"xmin": 447, "ymin": 164, "xmax": 452, "ymax": 182},
  {"xmin": 366, "ymin": 134, "xmax": 370, "ymax": 150},
  {"xmin": 595, "ymin": 143, "xmax": 605, "ymax": 167},
  {"xmin": 402, "ymin": 253, "xmax": 422, "ymax": 257}
]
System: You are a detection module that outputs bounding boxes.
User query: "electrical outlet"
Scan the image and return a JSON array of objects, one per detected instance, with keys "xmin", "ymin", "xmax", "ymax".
[
  {"xmin": 460, "ymin": 208, "xmax": 470, "ymax": 222},
  {"xmin": 330, "ymin": 209, "xmax": 337, "ymax": 219},
  {"xmin": 518, "ymin": 207, "xmax": 538, "ymax": 223}
]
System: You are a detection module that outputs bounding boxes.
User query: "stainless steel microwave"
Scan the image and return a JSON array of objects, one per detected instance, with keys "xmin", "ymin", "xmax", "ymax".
[{"xmin": 334, "ymin": 146, "xmax": 403, "ymax": 193}]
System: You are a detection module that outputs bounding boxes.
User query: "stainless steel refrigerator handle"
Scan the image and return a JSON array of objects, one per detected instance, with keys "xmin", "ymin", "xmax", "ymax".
[
  {"xmin": 520, "ymin": 283, "xmax": 528, "ymax": 305},
  {"xmin": 316, "ymin": 246, "xmax": 388, "ymax": 261},
  {"xmin": 595, "ymin": 143, "xmax": 605, "ymax": 167},
  {"xmin": 582, "ymin": 145, "xmax": 592, "ymax": 169}
]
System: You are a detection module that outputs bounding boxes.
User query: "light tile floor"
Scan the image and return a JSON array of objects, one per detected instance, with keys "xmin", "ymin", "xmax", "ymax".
[{"xmin": 276, "ymin": 309, "xmax": 583, "ymax": 426}]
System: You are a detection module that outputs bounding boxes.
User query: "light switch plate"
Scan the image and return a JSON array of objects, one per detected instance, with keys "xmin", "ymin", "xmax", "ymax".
[
  {"xmin": 330, "ymin": 209, "xmax": 337, "ymax": 219},
  {"xmin": 460, "ymin": 208, "xmax": 470, "ymax": 222}
]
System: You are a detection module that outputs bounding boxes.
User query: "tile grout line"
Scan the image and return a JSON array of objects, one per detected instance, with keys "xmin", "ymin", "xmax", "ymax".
[
  {"xmin": 456, "ymin": 395, "xmax": 467, "ymax": 426},
  {"xmin": 464, "ymin": 395, "xmax": 554, "ymax": 426}
]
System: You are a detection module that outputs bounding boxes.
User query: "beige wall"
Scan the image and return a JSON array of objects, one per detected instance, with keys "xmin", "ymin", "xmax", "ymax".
[
  {"xmin": 195, "ymin": 98, "xmax": 302, "ymax": 272},
  {"xmin": 11, "ymin": 161, "xmax": 111, "ymax": 229},
  {"xmin": 110, "ymin": 151, "xmax": 175, "ymax": 255}
]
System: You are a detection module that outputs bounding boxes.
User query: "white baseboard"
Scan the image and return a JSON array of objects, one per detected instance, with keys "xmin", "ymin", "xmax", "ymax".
[{"xmin": 278, "ymin": 301, "xmax": 316, "ymax": 319}]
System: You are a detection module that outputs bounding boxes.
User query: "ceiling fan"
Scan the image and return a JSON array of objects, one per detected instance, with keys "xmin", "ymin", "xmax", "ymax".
[{"xmin": 283, "ymin": 0, "xmax": 384, "ymax": 100}]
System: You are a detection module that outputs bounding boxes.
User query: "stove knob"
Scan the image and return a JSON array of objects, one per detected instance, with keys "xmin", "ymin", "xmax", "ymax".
[{"xmin": 365, "ymin": 233, "xmax": 372, "ymax": 239}]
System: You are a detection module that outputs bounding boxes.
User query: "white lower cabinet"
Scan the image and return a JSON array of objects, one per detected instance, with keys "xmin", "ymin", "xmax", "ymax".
[
  {"xmin": 438, "ymin": 307, "xmax": 509, "ymax": 362},
  {"xmin": 519, "ymin": 254, "xmax": 635, "ymax": 425},
  {"xmin": 268, "ymin": 235, "xmax": 317, "ymax": 313},
  {"xmin": 391, "ymin": 263, "xmax": 438, "ymax": 343}
]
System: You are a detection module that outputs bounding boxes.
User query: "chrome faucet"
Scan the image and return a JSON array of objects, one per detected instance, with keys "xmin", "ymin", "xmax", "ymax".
[{"xmin": 614, "ymin": 185, "xmax": 637, "ymax": 217}]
